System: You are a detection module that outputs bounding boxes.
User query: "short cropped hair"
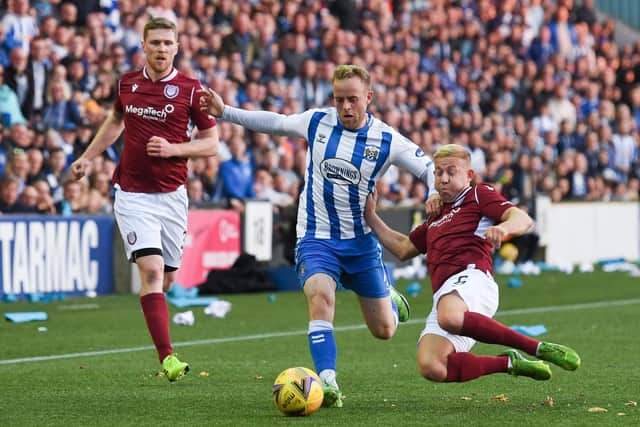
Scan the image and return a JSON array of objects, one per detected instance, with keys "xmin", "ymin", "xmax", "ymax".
[
  {"xmin": 143, "ymin": 17, "xmax": 177, "ymax": 41},
  {"xmin": 434, "ymin": 144, "xmax": 471, "ymax": 163},
  {"xmin": 332, "ymin": 64, "xmax": 372, "ymax": 88}
]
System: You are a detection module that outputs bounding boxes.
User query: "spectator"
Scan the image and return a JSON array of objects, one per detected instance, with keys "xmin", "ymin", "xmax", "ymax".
[
  {"xmin": 219, "ymin": 12, "xmax": 261, "ymax": 66},
  {"xmin": 28, "ymin": 36, "xmax": 51, "ymax": 120},
  {"xmin": 186, "ymin": 175, "xmax": 209, "ymax": 207},
  {"xmin": 548, "ymin": 6, "xmax": 577, "ymax": 61},
  {"xmin": 4, "ymin": 47, "xmax": 33, "ymax": 119},
  {"xmin": 25, "ymin": 147, "xmax": 45, "ymax": 184},
  {"xmin": 41, "ymin": 79, "xmax": 84, "ymax": 130},
  {"xmin": 54, "ymin": 176, "xmax": 87, "ymax": 215},
  {"xmin": 527, "ymin": 26, "xmax": 555, "ymax": 68},
  {"xmin": 0, "ymin": 64, "xmax": 27, "ymax": 126},
  {"xmin": 547, "ymin": 84, "xmax": 577, "ymax": 131},
  {"xmin": 44, "ymin": 146, "xmax": 67, "ymax": 201},
  {"xmin": 253, "ymin": 168, "xmax": 293, "ymax": 207},
  {"xmin": 0, "ymin": 175, "xmax": 30, "ymax": 213},
  {"xmin": 572, "ymin": 0, "xmax": 597, "ymax": 28},
  {"xmin": 2, "ymin": 0, "xmax": 38, "ymax": 52},
  {"xmin": 219, "ymin": 135, "xmax": 255, "ymax": 210},
  {"xmin": 31, "ymin": 177, "xmax": 55, "ymax": 213}
]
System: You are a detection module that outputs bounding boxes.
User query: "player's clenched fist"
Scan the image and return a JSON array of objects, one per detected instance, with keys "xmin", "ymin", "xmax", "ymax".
[
  {"xmin": 147, "ymin": 136, "xmax": 176, "ymax": 158},
  {"xmin": 198, "ymin": 87, "xmax": 225, "ymax": 117},
  {"xmin": 485, "ymin": 224, "xmax": 509, "ymax": 249},
  {"xmin": 69, "ymin": 158, "xmax": 91, "ymax": 180}
]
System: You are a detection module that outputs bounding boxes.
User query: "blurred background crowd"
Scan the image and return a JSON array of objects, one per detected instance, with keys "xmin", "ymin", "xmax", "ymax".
[{"xmin": 0, "ymin": 0, "xmax": 639, "ymax": 218}]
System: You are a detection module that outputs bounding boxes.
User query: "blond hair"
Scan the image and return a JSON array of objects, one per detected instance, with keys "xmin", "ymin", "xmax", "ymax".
[
  {"xmin": 143, "ymin": 17, "xmax": 177, "ymax": 41},
  {"xmin": 332, "ymin": 64, "xmax": 371, "ymax": 88},
  {"xmin": 434, "ymin": 144, "xmax": 471, "ymax": 163}
]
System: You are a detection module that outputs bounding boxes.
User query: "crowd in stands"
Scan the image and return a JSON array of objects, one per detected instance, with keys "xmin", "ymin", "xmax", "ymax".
[{"xmin": 1, "ymin": 0, "xmax": 639, "ymax": 217}]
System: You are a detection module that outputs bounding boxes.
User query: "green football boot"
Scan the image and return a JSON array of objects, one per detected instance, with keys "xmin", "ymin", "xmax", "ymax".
[
  {"xmin": 321, "ymin": 380, "xmax": 344, "ymax": 408},
  {"xmin": 501, "ymin": 349, "xmax": 552, "ymax": 381},
  {"xmin": 537, "ymin": 342, "xmax": 581, "ymax": 371},
  {"xmin": 389, "ymin": 286, "xmax": 410, "ymax": 323},
  {"xmin": 162, "ymin": 354, "xmax": 190, "ymax": 382}
]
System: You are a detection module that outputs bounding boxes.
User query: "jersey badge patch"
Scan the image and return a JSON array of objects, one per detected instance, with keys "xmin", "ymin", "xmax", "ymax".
[
  {"xmin": 364, "ymin": 145, "xmax": 379, "ymax": 161},
  {"xmin": 164, "ymin": 84, "xmax": 179, "ymax": 99}
]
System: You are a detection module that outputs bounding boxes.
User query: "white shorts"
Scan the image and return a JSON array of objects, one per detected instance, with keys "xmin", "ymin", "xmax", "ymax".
[
  {"xmin": 113, "ymin": 185, "xmax": 188, "ymax": 269},
  {"xmin": 419, "ymin": 267, "xmax": 499, "ymax": 353}
]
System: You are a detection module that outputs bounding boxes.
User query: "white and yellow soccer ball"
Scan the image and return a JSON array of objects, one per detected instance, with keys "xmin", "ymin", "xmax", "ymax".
[{"xmin": 272, "ymin": 367, "xmax": 324, "ymax": 416}]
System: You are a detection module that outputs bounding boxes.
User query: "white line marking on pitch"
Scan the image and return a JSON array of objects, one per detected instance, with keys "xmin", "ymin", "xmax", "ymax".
[{"xmin": 1, "ymin": 298, "xmax": 639, "ymax": 366}]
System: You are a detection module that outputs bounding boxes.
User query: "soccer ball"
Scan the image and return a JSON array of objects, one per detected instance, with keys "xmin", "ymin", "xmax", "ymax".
[
  {"xmin": 499, "ymin": 242, "xmax": 519, "ymax": 262},
  {"xmin": 272, "ymin": 367, "xmax": 324, "ymax": 416}
]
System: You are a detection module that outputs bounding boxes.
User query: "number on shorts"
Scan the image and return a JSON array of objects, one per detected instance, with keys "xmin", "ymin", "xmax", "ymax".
[{"xmin": 453, "ymin": 274, "xmax": 468, "ymax": 285}]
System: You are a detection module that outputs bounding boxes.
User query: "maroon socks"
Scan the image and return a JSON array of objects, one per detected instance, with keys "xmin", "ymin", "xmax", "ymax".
[
  {"xmin": 140, "ymin": 293, "xmax": 173, "ymax": 362},
  {"xmin": 460, "ymin": 311, "xmax": 540, "ymax": 355}
]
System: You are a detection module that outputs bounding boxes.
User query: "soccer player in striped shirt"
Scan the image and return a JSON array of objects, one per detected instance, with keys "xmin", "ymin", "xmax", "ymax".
[
  {"xmin": 201, "ymin": 65, "xmax": 441, "ymax": 407},
  {"xmin": 365, "ymin": 144, "xmax": 581, "ymax": 384}
]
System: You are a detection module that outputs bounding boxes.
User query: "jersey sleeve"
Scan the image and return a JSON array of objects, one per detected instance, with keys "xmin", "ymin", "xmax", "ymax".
[
  {"xmin": 191, "ymin": 85, "xmax": 217, "ymax": 130},
  {"xmin": 408, "ymin": 221, "xmax": 429, "ymax": 254},
  {"xmin": 113, "ymin": 79, "xmax": 123, "ymax": 113},
  {"xmin": 475, "ymin": 184, "xmax": 514, "ymax": 221},
  {"xmin": 388, "ymin": 133, "xmax": 436, "ymax": 197},
  {"xmin": 222, "ymin": 106, "xmax": 316, "ymax": 139}
]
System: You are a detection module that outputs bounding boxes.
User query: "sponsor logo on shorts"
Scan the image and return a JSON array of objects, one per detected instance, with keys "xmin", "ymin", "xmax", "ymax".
[
  {"xmin": 298, "ymin": 261, "xmax": 306, "ymax": 278},
  {"xmin": 127, "ymin": 231, "xmax": 137, "ymax": 245}
]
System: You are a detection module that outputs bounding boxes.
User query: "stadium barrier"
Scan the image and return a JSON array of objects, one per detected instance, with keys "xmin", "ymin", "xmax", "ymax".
[
  {"xmin": 536, "ymin": 197, "xmax": 639, "ymax": 265},
  {"xmin": 1, "ymin": 200, "xmax": 637, "ymax": 299},
  {"xmin": 0, "ymin": 215, "xmax": 114, "ymax": 299}
]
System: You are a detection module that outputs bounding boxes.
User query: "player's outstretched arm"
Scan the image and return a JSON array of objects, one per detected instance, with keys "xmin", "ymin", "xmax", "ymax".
[
  {"xmin": 70, "ymin": 109, "xmax": 124, "ymax": 181},
  {"xmin": 364, "ymin": 189, "xmax": 420, "ymax": 261},
  {"xmin": 485, "ymin": 206, "xmax": 534, "ymax": 249},
  {"xmin": 198, "ymin": 87, "xmax": 308, "ymax": 138}
]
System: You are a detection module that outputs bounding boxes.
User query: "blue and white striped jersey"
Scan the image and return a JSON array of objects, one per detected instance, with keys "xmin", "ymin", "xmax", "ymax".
[{"xmin": 222, "ymin": 106, "xmax": 435, "ymax": 240}]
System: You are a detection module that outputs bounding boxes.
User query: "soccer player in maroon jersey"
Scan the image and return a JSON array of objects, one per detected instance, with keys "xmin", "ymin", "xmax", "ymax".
[
  {"xmin": 365, "ymin": 144, "xmax": 581, "ymax": 383},
  {"xmin": 70, "ymin": 17, "xmax": 219, "ymax": 381}
]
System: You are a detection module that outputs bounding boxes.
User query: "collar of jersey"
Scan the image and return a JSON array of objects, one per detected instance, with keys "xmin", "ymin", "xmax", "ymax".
[
  {"xmin": 142, "ymin": 66, "xmax": 178, "ymax": 82},
  {"xmin": 336, "ymin": 112, "xmax": 373, "ymax": 134},
  {"xmin": 452, "ymin": 186, "xmax": 472, "ymax": 207}
]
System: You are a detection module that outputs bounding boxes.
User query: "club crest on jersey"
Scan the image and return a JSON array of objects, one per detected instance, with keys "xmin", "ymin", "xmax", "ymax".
[
  {"xmin": 415, "ymin": 148, "xmax": 425, "ymax": 157},
  {"xmin": 164, "ymin": 84, "xmax": 179, "ymax": 99},
  {"xmin": 127, "ymin": 231, "xmax": 137, "ymax": 245},
  {"xmin": 364, "ymin": 145, "xmax": 379, "ymax": 162},
  {"xmin": 320, "ymin": 158, "xmax": 361, "ymax": 185}
]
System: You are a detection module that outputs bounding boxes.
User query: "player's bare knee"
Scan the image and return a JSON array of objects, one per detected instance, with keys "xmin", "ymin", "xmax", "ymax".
[
  {"xmin": 371, "ymin": 323, "xmax": 395, "ymax": 340},
  {"xmin": 162, "ymin": 278, "xmax": 172, "ymax": 292},
  {"xmin": 418, "ymin": 361, "xmax": 447, "ymax": 382},
  {"xmin": 142, "ymin": 269, "xmax": 162, "ymax": 286}
]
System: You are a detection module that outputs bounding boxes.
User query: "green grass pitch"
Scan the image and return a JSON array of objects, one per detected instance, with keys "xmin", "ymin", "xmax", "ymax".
[{"xmin": 1, "ymin": 270, "xmax": 638, "ymax": 426}]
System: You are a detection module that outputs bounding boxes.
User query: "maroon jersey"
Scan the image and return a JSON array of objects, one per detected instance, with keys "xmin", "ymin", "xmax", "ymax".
[
  {"xmin": 409, "ymin": 184, "xmax": 514, "ymax": 293},
  {"xmin": 112, "ymin": 67, "xmax": 216, "ymax": 193}
]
